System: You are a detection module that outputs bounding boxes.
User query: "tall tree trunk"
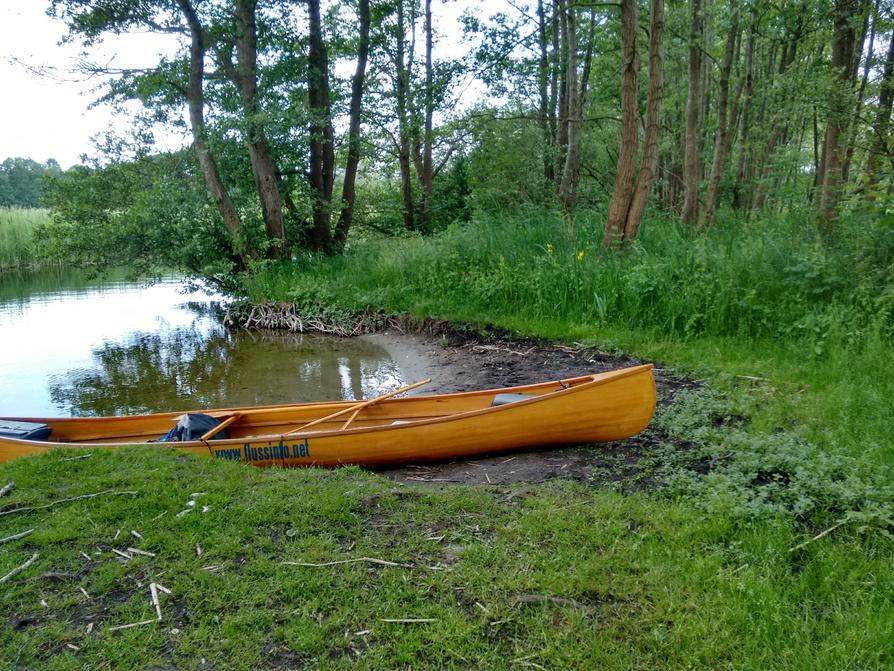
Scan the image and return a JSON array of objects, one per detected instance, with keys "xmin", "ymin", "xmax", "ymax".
[
  {"xmin": 307, "ymin": 0, "xmax": 334, "ymax": 250},
  {"xmin": 555, "ymin": 0, "xmax": 570, "ymax": 185},
  {"xmin": 602, "ymin": 0, "xmax": 639, "ymax": 248},
  {"xmin": 681, "ymin": 0, "xmax": 704, "ymax": 225},
  {"xmin": 751, "ymin": 21, "xmax": 801, "ymax": 212},
  {"xmin": 177, "ymin": 0, "xmax": 251, "ymax": 269},
  {"xmin": 866, "ymin": 30, "xmax": 894, "ymax": 189},
  {"xmin": 704, "ymin": 5, "xmax": 740, "ymax": 224},
  {"xmin": 549, "ymin": 0, "xmax": 560, "ymax": 183},
  {"xmin": 819, "ymin": 0, "xmax": 859, "ymax": 234},
  {"xmin": 417, "ymin": 0, "xmax": 434, "ymax": 232},
  {"xmin": 395, "ymin": 0, "xmax": 415, "ymax": 232},
  {"xmin": 333, "ymin": 0, "xmax": 371, "ymax": 249},
  {"xmin": 623, "ymin": 0, "xmax": 664, "ymax": 243},
  {"xmin": 537, "ymin": 0, "xmax": 554, "ymax": 186},
  {"xmin": 234, "ymin": 0, "xmax": 287, "ymax": 259},
  {"xmin": 842, "ymin": 0, "xmax": 876, "ymax": 183},
  {"xmin": 558, "ymin": 1, "xmax": 580, "ymax": 215},
  {"xmin": 732, "ymin": 15, "xmax": 755, "ymax": 210}
]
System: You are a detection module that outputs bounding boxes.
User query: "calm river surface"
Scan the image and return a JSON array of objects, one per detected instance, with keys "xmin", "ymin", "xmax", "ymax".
[{"xmin": 0, "ymin": 268, "xmax": 409, "ymax": 417}]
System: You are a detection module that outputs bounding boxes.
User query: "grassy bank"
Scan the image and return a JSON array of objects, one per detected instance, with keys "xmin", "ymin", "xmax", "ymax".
[
  {"xmin": 0, "ymin": 447, "xmax": 891, "ymax": 669},
  {"xmin": 0, "ymin": 208, "xmax": 51, "ymax": 269}
]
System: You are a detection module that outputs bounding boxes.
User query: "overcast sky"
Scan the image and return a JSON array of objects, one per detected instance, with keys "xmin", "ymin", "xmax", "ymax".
[
  {"xmin": 0, "ymin": 3, "xmax": 185, "ymax": 168},
  {"xmin": 0, "ymin": 1, "xmax": 490, "ymax": 170}
]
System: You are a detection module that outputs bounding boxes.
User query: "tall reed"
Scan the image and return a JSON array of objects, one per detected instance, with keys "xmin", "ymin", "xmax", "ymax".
[{"xmin": 0, "ymin": 208, "xmax": 51, "ymax": 269}]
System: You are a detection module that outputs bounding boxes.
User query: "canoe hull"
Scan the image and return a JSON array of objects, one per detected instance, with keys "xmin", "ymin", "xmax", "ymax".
[{"xmin": 0, "ymin": 365, "xmax": 656, "ymax": 468}]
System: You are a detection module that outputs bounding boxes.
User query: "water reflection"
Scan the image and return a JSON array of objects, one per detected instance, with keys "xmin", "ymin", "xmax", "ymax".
[{"xmin": 0, "ymin": 268, "xmax": 405, "ymax": 417}]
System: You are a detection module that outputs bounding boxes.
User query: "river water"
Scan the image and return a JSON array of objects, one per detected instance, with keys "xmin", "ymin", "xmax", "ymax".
[{"xmin": 0, "ymin": 268, "xmax": 412, "ymax": 417}]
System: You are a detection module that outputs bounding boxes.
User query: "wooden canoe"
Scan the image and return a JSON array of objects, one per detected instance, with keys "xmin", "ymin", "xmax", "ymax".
[{"xmin": 0, "ymin": 364, "xmax": 655, "ymax": 468}]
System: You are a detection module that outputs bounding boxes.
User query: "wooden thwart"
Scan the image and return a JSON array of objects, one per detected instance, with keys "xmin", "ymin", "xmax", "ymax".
[
  {"xmin": 284, "ymin": 378, "xmax": 432, "ymax": 437},
  {"xmin": 201, "ymin": 414, "xmax": 240, "ymax": 441}
]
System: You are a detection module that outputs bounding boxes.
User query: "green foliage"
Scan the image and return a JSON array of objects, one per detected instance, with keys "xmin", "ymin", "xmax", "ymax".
[
  {"xmin": 39, "ymin": 153, "xmax": 247, "ymax": 287},
  {"xmin": 0, "ymin": 157, "xmax": 61, "ymax": 208},
  {"xmin": 653, "ymin": 387, "xmax": 893, "ymax": 528}
]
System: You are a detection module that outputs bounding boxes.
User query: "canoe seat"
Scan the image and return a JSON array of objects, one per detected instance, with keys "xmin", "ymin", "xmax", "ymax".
[{"xmin": 491, "ymin": 393, "xmax": 533, "ymax": 407}]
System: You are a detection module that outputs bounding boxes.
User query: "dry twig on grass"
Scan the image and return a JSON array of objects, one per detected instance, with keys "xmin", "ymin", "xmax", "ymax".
[
  {"xmin": 789, "ymin": 520, "xmax": 849, "ymax": 553},
  {"xmin": 61, "ymin": 453, "xmax": 92, "ymax": 461},
  {"xmin": 126, "ymin": 547, "xmax": 155, "ymax": 557},
  {"xmin": 513, "ymin": 593, "xmax": 585, "ymax": 608},
  {"xmin": 0, "ymin": 482, "xmax": 14, "ymax": 497},
  {"xmin": 0, "ymin": 552, "xmax": 39, "ymax": 584},
  {"xmin": 150, "ymin": 583, "xmax": 163, "ymax": 621},
  {"xmin": 0, "ymin": 529, "xmax": 33, "ymax": 545},
  {"xmin": 0, "ymin": 490, "xmax": 138, "ymax": 517},
  {"xmin": 282, "ymin": 557, "xmax": 414, "ymax": 569},
  {"xmin": 108, "ymin": 618, "xmax": 157, "ymax": 632}
]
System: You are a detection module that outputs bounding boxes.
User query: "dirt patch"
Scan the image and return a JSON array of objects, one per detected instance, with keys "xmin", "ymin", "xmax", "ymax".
[{"xmin": 365, "ymin": 327, "xmax": 699, "ymax": 489}]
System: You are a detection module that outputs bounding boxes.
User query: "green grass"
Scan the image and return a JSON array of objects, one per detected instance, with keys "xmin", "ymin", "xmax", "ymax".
[
  {"xmin": 0, "ymin": 207, "xmax": 51, "ymax": 269},
  {"xmin": 0, "ymin": 448, "xmax": 891, "ymax": 669}
]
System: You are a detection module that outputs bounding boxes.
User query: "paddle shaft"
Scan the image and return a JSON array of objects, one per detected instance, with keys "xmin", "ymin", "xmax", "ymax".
[{"xmin": 283, "ymin": 378, "xmax": 432, "ymax": 437}]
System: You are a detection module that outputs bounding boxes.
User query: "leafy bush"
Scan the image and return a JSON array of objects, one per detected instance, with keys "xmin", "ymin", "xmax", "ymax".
[{"xmin": 654, "ymin": 388, "xmax": 894, "ymax": 529}]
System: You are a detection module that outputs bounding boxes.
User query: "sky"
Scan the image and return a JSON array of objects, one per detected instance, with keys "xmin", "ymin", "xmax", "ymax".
[
  {"xmin": 0, "ymin": 1, "xmax": 494, "ymax": 170},
  {"xmin": 0, "ymin": 2, "xmax": 185, "ymax": 168}
]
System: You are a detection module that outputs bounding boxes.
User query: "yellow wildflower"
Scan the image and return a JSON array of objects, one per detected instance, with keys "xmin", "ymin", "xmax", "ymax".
[
  {"xmin": 546, "ymin": 243, "xmax": 554, "ymax": 255},
  {"xmin": 577, "ymin": 250, "xmax": 585, "ymax": 262}
]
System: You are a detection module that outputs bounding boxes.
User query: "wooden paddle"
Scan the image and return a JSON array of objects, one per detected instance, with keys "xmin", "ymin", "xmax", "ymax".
[{"xmin": 283, "ymin": 378, "xmax": 432, "ymax": 437}]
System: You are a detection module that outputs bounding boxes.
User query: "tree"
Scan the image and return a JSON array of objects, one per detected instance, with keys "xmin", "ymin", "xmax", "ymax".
[
  {"xmin": 820, "ymin": 0, "xmax": 861, "ymax": 233},
  {"xmin": 0, "ymin": 158, "xmax": 61, "ymax": 208},
  {"xmin": 602, "ymin": 0, "xmax": 639, "ymax": 246},
  {"xmin": 51, "ymin": 0, "xmax": 374, "ymax": 265},
  {"xmin": 681, "ymin": 0, "xmax": 704, "ymax": 225},
  {"xmin": 306, "ymin": 0, "xmax": 372, "ymax": 251},
  {"xmin": 866, "ymin": 28, "xmax": 894, "ymax": 189},
  {"xmin": 704, "ymin": 2, "xmax": 740, "ymax": 224},
  {"xmin": 602, "ymin": 0, "xmax": 665, "ymax": 247}
]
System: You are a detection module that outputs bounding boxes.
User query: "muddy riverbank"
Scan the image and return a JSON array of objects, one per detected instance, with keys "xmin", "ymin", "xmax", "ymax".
[{"xmin": 229, "ymin": 308, "xmax": 700, "ymax": 489}]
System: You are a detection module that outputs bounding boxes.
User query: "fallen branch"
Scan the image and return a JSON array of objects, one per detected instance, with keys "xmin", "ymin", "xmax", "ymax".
[
  {"xmin": 282, "ymin": 557, "xmax": 413, "ymax": 569},
  {"xmin": 0, "ymin": 482, "xmax": 14, "ymax": 497},
  {"xmin": 0, "ymin": 529, "xmax": 33, "ymax": 545},
  {"xmin": 0, "ymin": 552, "xmax": 39, "ymax": 584},
  {"xmin": 0, "ymin": 490, "xmax": 138, "ymax": 517},
  {"xmin": 789, "ymin": 520, "xmax": 849, "ymax": 553}
]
